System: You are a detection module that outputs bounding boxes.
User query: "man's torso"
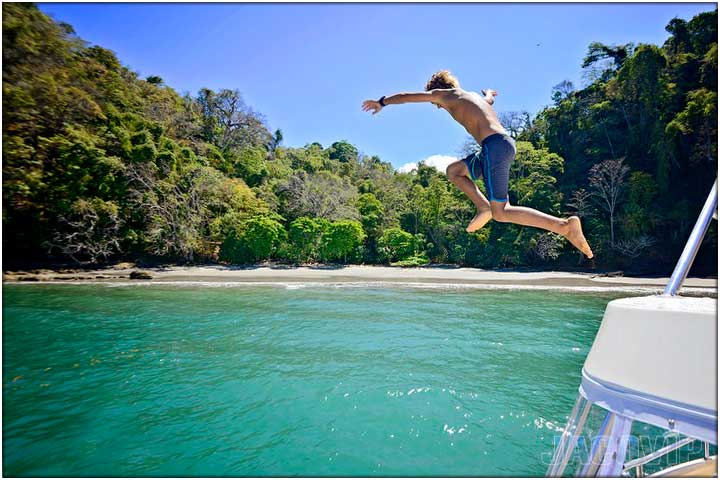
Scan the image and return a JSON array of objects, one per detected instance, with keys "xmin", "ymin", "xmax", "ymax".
[{"xmin": 440, "ymin": 89, "xmax": 506, "ymax": 144}]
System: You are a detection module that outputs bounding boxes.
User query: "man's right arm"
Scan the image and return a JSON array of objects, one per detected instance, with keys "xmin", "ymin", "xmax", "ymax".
[
  {"xmin": 383, "ymin": 90, "xmax": 448, "ymax": 105},
  {"xmin": 362, "ymin": 90, "xmax": 449, "ymax": 114}
]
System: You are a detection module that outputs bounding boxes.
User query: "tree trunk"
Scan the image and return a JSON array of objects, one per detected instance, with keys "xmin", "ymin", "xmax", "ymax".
[
  {"xmin": 620, "ymin": 103, "xmax": 632, "ymax": 131},
  {"xmin": 601, "ymin": 119, "xmax": 616, "ymax": 158}
]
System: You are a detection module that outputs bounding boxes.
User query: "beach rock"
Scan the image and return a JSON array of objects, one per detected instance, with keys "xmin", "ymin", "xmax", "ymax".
[
  {"xmin": 593, "ymin": 271, "xmax": 624, "ymax": 278},
  {"xmin": 31, "ymin": 269, "xmax": 54, "ymax": 275},
  {"xmin": 129, "ymin": 270, "xmax": 153, "ymax": 280}
]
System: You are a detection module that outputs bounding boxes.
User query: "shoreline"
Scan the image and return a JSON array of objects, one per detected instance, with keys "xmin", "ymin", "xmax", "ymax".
[{"xmin": 3, "ymin": 264, "xmax": 717, "ymax": 293}]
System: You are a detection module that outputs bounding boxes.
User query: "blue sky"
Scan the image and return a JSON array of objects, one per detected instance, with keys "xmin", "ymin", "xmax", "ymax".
[{"xmin": 40, "ymin": 2, "xmax": 716, "ymax": 170}]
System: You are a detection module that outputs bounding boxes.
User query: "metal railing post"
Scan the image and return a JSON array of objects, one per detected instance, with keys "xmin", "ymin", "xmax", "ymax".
[
  {"xmin": 663, "ymin": 179, "xmax": 718, "ymax": 296},
  {"xmin": 623, "ymin": 437, "xmax": 696, "ymax": 472}
]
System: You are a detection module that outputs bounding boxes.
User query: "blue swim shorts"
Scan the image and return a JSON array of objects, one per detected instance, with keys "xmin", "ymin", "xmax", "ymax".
[{"xmin": 460, "ymin": 133, "xmax": 516, "ymax": 203}]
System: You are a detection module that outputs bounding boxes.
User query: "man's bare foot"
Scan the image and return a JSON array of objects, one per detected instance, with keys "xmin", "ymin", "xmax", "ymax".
[
  {"xmin": 564, "ymin": 216, "xmax": 593, "ymax": 258},
  {"xmin": 466, "ymin": 209, "xmax": 493, "ymax": 232}
]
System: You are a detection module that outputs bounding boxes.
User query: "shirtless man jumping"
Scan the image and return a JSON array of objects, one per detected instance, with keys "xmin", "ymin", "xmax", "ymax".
[{"xmin": 362, "ymin": 70, "xmax": 593, "ymax": 258}]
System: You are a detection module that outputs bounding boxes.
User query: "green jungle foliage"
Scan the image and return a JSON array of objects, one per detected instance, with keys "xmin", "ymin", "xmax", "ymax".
[{"xmin": 3, "ymin": 4, "xmax": 717, "ymax": 274}]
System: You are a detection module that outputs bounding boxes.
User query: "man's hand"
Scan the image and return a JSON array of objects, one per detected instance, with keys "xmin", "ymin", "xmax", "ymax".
[
  {"xmin": 480, "ymin": 89, "xmax": 498, "ymax": 105},
  {"xmin": 362, "ymin": 99, "xmax": 383, "ymax": 115}
]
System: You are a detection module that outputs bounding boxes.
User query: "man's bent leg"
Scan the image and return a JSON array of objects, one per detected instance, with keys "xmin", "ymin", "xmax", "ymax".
[
  {"xmin": 446, "ymin": 161, "xmax": 492, "ymax": 232},
  {"xmin": 490, "ymin": 201, "xmax": 593, "ymax": 258}
]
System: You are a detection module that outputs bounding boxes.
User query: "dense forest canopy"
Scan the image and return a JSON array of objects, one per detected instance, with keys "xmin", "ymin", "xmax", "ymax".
[{"xmin": 3, "ymin": 4, "xmax": 717, "ymax": 274}]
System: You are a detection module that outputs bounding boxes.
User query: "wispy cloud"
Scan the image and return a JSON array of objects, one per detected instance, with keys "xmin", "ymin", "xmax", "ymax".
[{"xmin": 397, "ymin": 154, "xmax": 458, "ymax": 174}]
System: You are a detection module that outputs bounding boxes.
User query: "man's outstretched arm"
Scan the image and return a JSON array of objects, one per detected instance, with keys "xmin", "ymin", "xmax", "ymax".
[{"xmin": 362, "ymin": 90, "xmax": 448, "ymax": 115}]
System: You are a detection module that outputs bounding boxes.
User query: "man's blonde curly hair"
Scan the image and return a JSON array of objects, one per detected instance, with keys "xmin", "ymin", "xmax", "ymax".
[{"xmin": 425, "ymin": 70, "xmax": 460, "ymax": 91}]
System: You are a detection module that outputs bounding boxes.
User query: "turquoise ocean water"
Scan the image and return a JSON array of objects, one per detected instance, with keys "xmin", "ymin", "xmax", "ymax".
[{"xmin": 3, "ymin": 283, "xmax": 628, "ymax": 476}]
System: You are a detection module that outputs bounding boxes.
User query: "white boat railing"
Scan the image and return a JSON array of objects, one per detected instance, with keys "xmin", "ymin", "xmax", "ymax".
[
  {"xmin": 622, "ymin": 437, "xmax": 696, "ymax": 477},
  {"xmin": 663, "ymin": 178, "xmax": 717, "ymax": 296}
]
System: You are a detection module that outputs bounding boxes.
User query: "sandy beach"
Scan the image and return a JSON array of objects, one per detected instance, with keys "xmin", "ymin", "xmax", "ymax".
[{"xmin": 4, "ymin": 264, "xmax": 717, "ymax": 294}]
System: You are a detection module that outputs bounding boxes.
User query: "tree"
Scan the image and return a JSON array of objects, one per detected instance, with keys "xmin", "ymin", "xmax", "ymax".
[
  {"xmin": 320, "ymin": 220, "xmax": 365, "ymax": 263},
  {"xmin": 416, "ymin": 176, "xmax": 468, "ymax": 262},
  {"xmin": 220, "ymin": 215, "xmax": 286, "ymax": 263},
  {"xmin": 665, "ymin": 88, "xmax": 717, "ymax": 167},
  {"xmin": 589, "ymin": 158, "xmax": 630, "ymax": 246},
  {"xmin": 276, "ymin": 171, "xmax": 359, "ymax": 221},
  {"xmin": 583, "ymin": 42, "xmax": 634, "ymax": 70},
  {"xmin": 498, "ymin": 111, "xmax": 532, "ymax": 136},
  {"xmin": 415, "ymin": 162, "xmax": 440, "ymax": 188},
  {"xmin": 611, "ymin": 44, "xmax": 670, "ymax": 177},
  {"xmin": 377, "ymin": 227, "xmax": 416, "ymax": 263},
  {"xmin": 582, "ymin": 42, "xmax": 634, "ymax": 83},
  {"xmin": 125, "ymin": 164, "xmax": 205, "ymax": 261},
  {"xmin": 664, "ymin": 17, "xmax": 692, "ymax": 55},
  {"xmin": 621, "ymin": 171, "xmax": 658, "ymax": 237},
  {"xmin": 229, "ymin": 146, "xmax": 268, "ymax": 186},
  {"xmin": 283, "ymin": 146, "xmax": 325, "ymax": 173},
  {"xmin": 267, "ymin": 128, "xmax": 283, "ymax": 153},
  {"xmin": 202, "ymin": 172, "xmax": 269, "ymax": 242},
  {"xmin": 510, "ymin": 141, "xmax": 564, "ymax": 212},
  {"xmin": 527, "ymin": 234, "xmax": 564, "ymax": 263},
  {"xmin": 613, "ymin": 235, "xmax": 656, "ymax": 259},
  {"xmin": 566, "ymin": 188, "xmax": 594, "ymax": 219},
  {"xmin": 327, "ymin": 140, "xmax": 358, "ymax": 163},
  {"xmin": 195, "ymin": 88, "xmax": 271, "ymax": 151},
  {"xmin": 551, "ymin": 81, "xmax": 574, "ymax": 104},
  {"xmin": 356, "ymin": 192, "xmax": 384, "ymax": 259},
  {"xmin": 287, "ymin": 217, "xmax": 328, "ymax": 263},
  {"xmin": 45, "ymin": 198, "xmax": 123, "ymax": 263}
]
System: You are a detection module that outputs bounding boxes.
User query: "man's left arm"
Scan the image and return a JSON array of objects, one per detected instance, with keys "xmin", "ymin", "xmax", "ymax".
[{"xmin": 480, "ymin": 89, "xmax": 498, "ymax": 105}]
